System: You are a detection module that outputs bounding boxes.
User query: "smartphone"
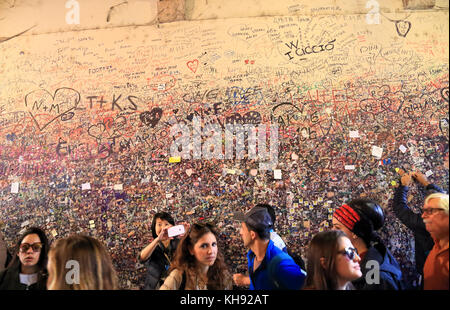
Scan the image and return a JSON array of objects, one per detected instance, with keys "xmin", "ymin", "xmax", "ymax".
[{"xmin": 167, "ymin": 225, "xmax": 185, "ymax": 238}]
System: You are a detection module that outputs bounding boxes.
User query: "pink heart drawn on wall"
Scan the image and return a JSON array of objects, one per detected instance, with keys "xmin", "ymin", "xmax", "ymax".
[{"xmin": 186, "ymin": 59, "xmax": 199, "ymax": 73}]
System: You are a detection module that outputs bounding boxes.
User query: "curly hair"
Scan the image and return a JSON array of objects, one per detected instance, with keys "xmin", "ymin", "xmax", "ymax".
[{"xmin": 169, "ymin": 222, "xmax": 232, "ymax": 290}]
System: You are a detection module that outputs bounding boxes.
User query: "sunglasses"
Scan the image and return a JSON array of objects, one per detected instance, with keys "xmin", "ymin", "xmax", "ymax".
[
  {"xmin": 19, "ymin": 242, "xmax": 43, "ymax": 253},
  {"xmin": 338, "ymin": 246, "xmax": 359, "ymax": 260}
]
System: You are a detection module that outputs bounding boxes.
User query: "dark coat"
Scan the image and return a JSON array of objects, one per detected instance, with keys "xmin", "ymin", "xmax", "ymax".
[
  {"xmin": 392, "ymin": 184, "xmax": 444, "ymax": 275},
  {"xmin": 140, "ymin": 239, "xmax": 179, "ymax": 290},
  {"xmin": 0, "ymin": 263, "xmax": 47, "ymax": 290},
  {"xmin": 353, "ymin": 243, "xmax": 404, "ymax": 290}
]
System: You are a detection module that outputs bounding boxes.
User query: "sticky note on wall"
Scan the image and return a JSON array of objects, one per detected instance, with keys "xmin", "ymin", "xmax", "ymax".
[
  {"xmin": 372, "ymin": 146, "xmax": 383, "ymax": 159},
  {"xmin": 349, "ymin": 130, "xmax": 360, "ymax": 138},
  {"xmin": 82, "ymin": 183, "xmax": 91, "ymax": 190},
  {"xmin": 274, "ymin": 169, "xmax": 282, "ymax": 179},
  {"xmin": 169, "ymin": 156, "xmax": 181, "ymax": 163},
  {"xmin": 11, "ymin": 182, "xmax": 19, "ymax": 193},
  {"xmin": 114, "ymin": 184, "xmax": 123, "ymax": 191}
]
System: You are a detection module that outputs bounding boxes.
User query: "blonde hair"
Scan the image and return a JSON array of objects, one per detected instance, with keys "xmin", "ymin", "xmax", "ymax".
[
  {"xmin": 47, "ymin": 235, "xmax": 118, "ymax": 290},
  {"xmin": 425, "ymin": 193, "xmax": 449, "ymax": 215}
]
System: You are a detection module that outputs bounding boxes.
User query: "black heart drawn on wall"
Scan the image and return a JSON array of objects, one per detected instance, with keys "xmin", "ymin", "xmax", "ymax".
[
  {"xmin": 395, "ymin": 20, "xmax": 411, "ymax": 37},
  {"xmin": 140, "ymin": 107, "xmax": 163, "ymax": 128},
  {"xmin": 24, "ymin": 87, "xmax": 81, "ymax": 131}
]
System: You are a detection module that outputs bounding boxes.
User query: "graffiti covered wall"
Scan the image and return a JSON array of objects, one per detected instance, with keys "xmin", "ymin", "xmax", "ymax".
[{"xmin": 0, "ymin": 9, "xmax": 448, "ymax": 288}]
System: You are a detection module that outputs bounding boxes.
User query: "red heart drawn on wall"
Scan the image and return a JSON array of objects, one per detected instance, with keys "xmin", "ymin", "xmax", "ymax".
[
  {"xmin": 187, "ymin": 59, "xmax": 199, "ymax": 73},
  {"xmin": 24, "ymin": 87, "xmax": 81, "ymax": 131}
]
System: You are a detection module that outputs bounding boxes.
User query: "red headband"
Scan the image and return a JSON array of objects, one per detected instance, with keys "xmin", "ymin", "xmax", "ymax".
[{"xmin": 334, "ymin": 204, "xmax": 360, "ymax": 231}]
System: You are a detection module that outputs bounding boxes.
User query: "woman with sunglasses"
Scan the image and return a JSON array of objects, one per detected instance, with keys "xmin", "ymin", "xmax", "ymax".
[
  {"xmin": 304, "ymin": 230, "xmax": 362, "ymax": 290},
  {"xmin": 332, "ymin": 199, "xmax": 404, "ymax": 290},
  {"xmin": 0, "ymin": 227, "xmax": 49, "ymax": 290},
  {"xmin": 160, "ymin": 222, "xmax": 233, "ymax": 290}
]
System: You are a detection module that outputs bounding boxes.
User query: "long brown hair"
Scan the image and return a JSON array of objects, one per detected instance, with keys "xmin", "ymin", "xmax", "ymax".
[
  {"xmin": 47, "ymin": 235, "xmax": 118, "ymax": 290},
  {"xmin": 304, "ymin": 230, "xmax": 346, "ymax": 290},
  {"xmin": 169, "ymin": 222, "xmax": 232, "ymax": 290}
]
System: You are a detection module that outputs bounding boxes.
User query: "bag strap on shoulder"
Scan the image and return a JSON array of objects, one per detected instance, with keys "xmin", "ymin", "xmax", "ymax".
[{"xmin": 179, "ymin": 270, "xmax": 186, "ymax": 290}]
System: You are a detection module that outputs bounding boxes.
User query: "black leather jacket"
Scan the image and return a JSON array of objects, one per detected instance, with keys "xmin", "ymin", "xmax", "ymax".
[
  {"xmin": 139, "ymin": 239, "xmax": 179, "ymax": 290},
  {"xmin": 0, "ymin": 263, "xmax": 47, "ymax": 290}
]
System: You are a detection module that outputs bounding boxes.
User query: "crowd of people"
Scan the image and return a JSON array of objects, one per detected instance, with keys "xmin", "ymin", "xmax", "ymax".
[{"xmin": 0, "ymin": 169, "xmax": 448, "ymax": 290}]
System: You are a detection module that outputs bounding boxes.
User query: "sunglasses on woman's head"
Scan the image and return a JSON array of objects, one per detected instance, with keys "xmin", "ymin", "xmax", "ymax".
[
  {"xmin": 19, "ymin": 242, "xmax": 43, "ymax": 253},
  {"xmin": 338, "ymin": 246, "xmax": 358, "ymax": 260}
]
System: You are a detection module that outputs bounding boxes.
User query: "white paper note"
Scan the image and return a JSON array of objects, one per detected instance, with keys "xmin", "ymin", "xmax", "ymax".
[
  {"xmin": 11, "ymin": 182, "xmax": 19, "ymax": 193},
  {"xmin": 274, "ymin": 169, "xmax": 282, "ymax": 179},
  {"xmin": 81, "ymin": 183, "xmax": 91, "ymax": 190},
  {"xmin": 349, "ymin": 130, "xmax": 360, "ymax": 138},
  {"xmin": 399, "ymin": 145, "xmax": 407, "ymax": 153},
  {"xmin": 114, "ymin": 184, "xmax": 123, "ymax": 191},
  {"xmin": 372, "ymin": 146, "xmax": 383, "ymax": 159}
]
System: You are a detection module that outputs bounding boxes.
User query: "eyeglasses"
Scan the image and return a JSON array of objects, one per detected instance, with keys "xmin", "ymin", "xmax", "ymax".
[
  {"xmin": 422, "ymin": 208, "xmax": 445, "ymax": 215},
  {"xmin": 19, "ymin": 242, "xmax": 43, "ymax": 253},
  {"xmin": 338, "ymin": 246, "xmax": 359, "ymax": 260}
]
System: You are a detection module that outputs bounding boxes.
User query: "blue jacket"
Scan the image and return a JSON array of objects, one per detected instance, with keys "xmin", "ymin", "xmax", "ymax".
[
  {"xmin": 392, "ymin": 183, "xmax": 444, "ymax": 275},
  {"xmin": 247, "ymin": 240, "xmax": 306, "ymax": 290},
  {"xmin": 352, "ymin": 243, "xmax": 404, "ymax": 290}
]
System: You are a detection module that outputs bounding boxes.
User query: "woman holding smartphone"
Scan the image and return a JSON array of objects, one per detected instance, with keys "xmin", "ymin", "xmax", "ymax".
[{"xmin": 139, "ymin": 212, "xmax": 187, "ymax": 290}]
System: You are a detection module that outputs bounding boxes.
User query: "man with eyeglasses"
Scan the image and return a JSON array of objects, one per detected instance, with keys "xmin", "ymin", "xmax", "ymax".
[
  {"xmin": 422, "ymin": 192, "xmax": 449, "ymax": 290},
  {"xmin": 393, "ymin": 169, "xmax": 446, "ymax": 289}
]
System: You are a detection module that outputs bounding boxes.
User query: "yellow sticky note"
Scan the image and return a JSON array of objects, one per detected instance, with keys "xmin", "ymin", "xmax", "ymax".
[
  {"xmin": 169, "ymin": 156, "xmax": 181, "ymax": 163},
  {"xmin": 391, "ymin": 181, "xmax": 397, "ymax": 186},
  {"xmin": 395, "ymin": 168, "xmax": 400, "ymax": 173}
]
